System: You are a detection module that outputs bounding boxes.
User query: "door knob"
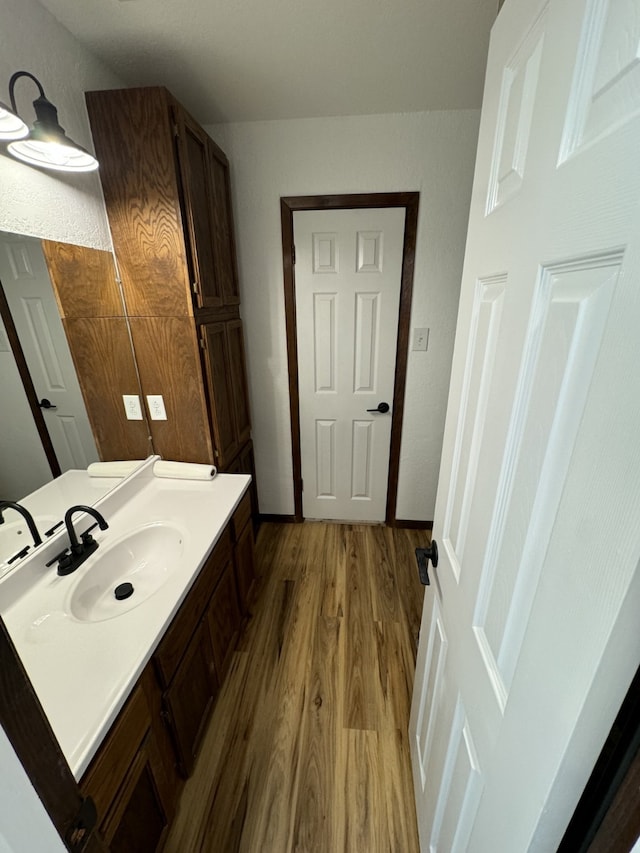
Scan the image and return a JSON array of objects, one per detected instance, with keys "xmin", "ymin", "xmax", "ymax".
[
  {"xmin": 39, "ymin": 398, "xmax": 57, "ymax": 409},
  {"xmin": 366, "ymin": 402, "xmax": 390, "ymax": 413},
  {"xmin": 415, "ymin": 540, "xmax": 438, "ymax": 586}
]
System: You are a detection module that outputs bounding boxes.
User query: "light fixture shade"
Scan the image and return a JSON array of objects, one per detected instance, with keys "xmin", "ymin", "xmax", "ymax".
[
  {"xmin": 6, "ymin": 74, "xmax": 99, "ymax": 172},
  {"xmin": 0, "ymin": 101, "xmax": 28, "ymax": 141}
]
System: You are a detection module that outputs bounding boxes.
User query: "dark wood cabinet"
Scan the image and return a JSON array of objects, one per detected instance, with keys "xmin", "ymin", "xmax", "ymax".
[
  {"xmin": 85, "ymin": 86, "xmax": 255, "ymax": 502},
  {"xmin": 81, "ymin": 493, "xmax": 255, "ymax": 845}
]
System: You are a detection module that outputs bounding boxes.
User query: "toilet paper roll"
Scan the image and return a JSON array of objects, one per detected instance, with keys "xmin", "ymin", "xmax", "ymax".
[
  {"xmin": 87, "ymin": 461, "xmax": 143, "ymax": 478},
  {"xmin": 153, "ymin": 460, "xmax": 217, "ymax": 481}
]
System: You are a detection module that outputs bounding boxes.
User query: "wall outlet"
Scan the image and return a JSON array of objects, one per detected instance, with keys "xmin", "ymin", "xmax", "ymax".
[
  {"xmin": 146, "ymin": 395, "xmax": 167, "ymax": 421},
  {"xmin": 122, "ymin": 395, "xmax": 143, "ymax": 420},
  {"xmin": 412, "ymin": 327, "xmax": 429, "ymax": 351}
]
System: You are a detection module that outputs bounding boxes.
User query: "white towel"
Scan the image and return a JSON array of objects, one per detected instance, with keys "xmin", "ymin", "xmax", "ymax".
[
  {"xmin": 87, "ymin": 461, "xmax": 143, "ymax": 478},
  {"xmin": 153, "ymin": 460, "xmax": 217, "ymax": 481}
]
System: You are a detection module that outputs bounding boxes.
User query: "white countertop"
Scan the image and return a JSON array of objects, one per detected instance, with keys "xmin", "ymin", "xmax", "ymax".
[{"xmin": 0, "ymin": 464, "xmax": 250, "ymax": 779}]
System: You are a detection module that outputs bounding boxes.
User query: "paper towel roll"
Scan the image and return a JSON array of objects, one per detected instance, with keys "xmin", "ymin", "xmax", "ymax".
[
  {"xmin": 87, "ymin": 461, "xmax": 143, "ymax": 478},
  {"xmin": 153, "ymin": 460, "xmax": 217, "ymax": 481}
]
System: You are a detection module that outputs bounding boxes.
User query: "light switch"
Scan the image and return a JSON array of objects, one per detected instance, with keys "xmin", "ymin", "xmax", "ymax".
[
  {"xmin": 412, "ymin": 327, "xmax": 429, "ymax": 351},
  {"xmin": 122, "ymin": 395, "xmax": 143, "ymax": 420},
  {"xmin": 146, "ymin": 395, "xmax": 167, "ymax": 421}
]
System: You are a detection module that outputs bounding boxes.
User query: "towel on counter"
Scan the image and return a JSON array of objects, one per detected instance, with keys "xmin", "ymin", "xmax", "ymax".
[
  {"xmin": 153, "ymin": 460, "xmax": 217, "ymax": 481},
  {"xmin": 87, "ymin": 461, "xmax": 143, "ymax": 478}
]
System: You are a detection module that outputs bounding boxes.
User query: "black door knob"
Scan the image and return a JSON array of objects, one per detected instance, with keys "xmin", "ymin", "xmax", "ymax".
[
  {"xmin": 39, "ymin": 398, "xmax": 57, "ymax": 409},
  {"xmin": 415, "ymin": 540, "xmax": 438, "ymax": 586},
  {"xmin": 366, "ymin": 402, "xmax": 390, "ymax": 413}
]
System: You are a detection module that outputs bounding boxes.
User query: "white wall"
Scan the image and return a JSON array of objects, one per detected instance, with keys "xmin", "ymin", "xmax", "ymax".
[
  {"xmin": 208, "ymin": 111, "xmax": 480, "ymax": 518},
  {"xmin": 0, "ymin": 0, "xmax": 122, "ymax": 249},
  {"xmin": 0, "ymin": 726, "xmax": 65, "ymax": 852}
]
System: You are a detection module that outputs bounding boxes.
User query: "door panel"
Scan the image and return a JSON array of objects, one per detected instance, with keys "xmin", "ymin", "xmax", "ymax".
[
  {"xmin": 0, "ymin": 234, "xmax": 99, "ymax": 471},
  {"xmin": 410, "ymin": 0, "xmax": 640, "ymax": 848},
  {"xmin": 295, "ymin": 208, "xmax": 405, "ymax": 521}
]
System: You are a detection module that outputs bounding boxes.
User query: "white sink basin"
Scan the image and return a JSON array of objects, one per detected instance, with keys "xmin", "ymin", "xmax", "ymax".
[{"xmin": 66, "ymin": 522, "xmax": 185, "ymax": 622}]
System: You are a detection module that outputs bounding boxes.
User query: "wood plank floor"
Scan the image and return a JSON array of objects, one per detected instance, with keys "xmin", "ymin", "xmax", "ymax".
[{"xmin": 164, "ymin": 522, "xmax": 427, "ymax": 852}]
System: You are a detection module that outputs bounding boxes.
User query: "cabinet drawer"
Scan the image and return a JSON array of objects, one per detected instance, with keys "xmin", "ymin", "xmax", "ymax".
[
  {"xmin": 81, "ymin": 685, "xmax": 150, "ymax": 823},
  {"xmin": 231, "ymin": 490, "xmax": 251, "ymax": 542},
  {"xmin": 154, "ymin": 528, "xmax": 231, "ymax": 688}
]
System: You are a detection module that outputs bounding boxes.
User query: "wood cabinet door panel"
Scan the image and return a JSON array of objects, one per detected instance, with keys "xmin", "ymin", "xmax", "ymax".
[
  {"xmin": 163, "ymin": 618, "xmax": 218, "ymax": 777},
  {"xmin": 208, "ymin": 149, "xmax": 240, "ymax": 307},
  {"xmin": 175, "ymin": 110, "xmax": 223, "ymax": 311},
  {"xmin": 201, "ymin": 322, "xmax": 239, "ymax": 467},
  {"xmin": 104, "ymin": 742, "xmax": 168, "ymax": 852},
  {"xmin": 85, "ymin": 87, "xmax": 191, "ymax": 318},
  {"xmin": 235, "ymin": 521, "xmax": 256, "ymax": 616},
  {"xmin": 154, "ymin": 530, "xmax": 231, "ymax": 688},
  {"xmin": 226, "ymin": 319, "xmax": 251, "ymax": 447},
  {"xmin": 208, "ymin": 561, "xmax": 241, "ymax": 681}
]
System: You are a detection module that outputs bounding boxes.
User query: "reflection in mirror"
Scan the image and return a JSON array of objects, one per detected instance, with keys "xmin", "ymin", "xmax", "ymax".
[{"xmin": 0, "ymin": 230, "xmax": 149, "ymax": 564}]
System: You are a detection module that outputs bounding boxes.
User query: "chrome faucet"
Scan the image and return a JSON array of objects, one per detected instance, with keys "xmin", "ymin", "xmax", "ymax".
[
  {"xmin": 0, "ymin": 501, "xmax": 43, "ymax": 547},
  {"xmin": 46, "ymin": 504, "xmax": 109, "ymax": 576}
]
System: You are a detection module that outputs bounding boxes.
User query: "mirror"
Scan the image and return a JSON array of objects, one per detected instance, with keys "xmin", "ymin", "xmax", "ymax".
[{"xmin": 0, "ymin": 230, "xmax": 151, "ymax": 563}]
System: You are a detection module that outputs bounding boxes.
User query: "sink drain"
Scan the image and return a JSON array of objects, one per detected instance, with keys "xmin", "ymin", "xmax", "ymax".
[{"xmin": 114, "ymin": 582, "xmax": 134, "ymax": 601}]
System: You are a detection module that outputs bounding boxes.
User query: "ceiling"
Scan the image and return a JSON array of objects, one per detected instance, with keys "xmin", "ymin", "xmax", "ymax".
[{"xmin": 38, "ymin": 0, "xmax": 498, "ymax": 125}]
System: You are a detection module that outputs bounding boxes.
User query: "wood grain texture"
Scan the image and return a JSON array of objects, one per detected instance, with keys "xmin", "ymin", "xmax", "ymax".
[
  {"xmin": 63, "ymin": 317, "xmax": 151, "ymax": 461},
  {"xmin": 208, "ymin": 147, "xmax": 241, "ymax": 307},
  {"xmin": 199, "ymin": 321, "xmax": 239, "ymax": 467},
  {"xmin": 41, "ymin": 241, "xmax": 123, "ymax": 319},
  {"xmin": 128, "ymin": 316, "xmax": 214, "ymax": 464},
  {"xmin": 164, "ymin": 521, "xmax": 425, "ymax": 852},
  {"xmin": 85, "ymin": 87, "xmax": 192, "ymax": 318},
  {"xmin": 226, "ymin": 319, "xmax": 252, "ymax": 447}
]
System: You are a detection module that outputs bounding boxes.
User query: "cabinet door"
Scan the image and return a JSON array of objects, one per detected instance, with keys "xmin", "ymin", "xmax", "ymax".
[
  {"xmin": 208, "ymin": 144, "xmax": 240, "ymax": 307},
  {"xmin": 226, "ymin": 319, "xmax": 251, "ymax": 447},
  {"xmin": 106, "ymin": 742, "xmax": 168, "ymax": 853},
  {"xmin": 163, "ymin": 617, "xmax": 218, "ymax": 778},
  {"xmin": 175, "ymin": 109, "xmax": 223, "ymax": 310},
  {"xmin": 208, "ymin": 560, "xmax": 241, "ymax": 681},
  {"xmin": 235, "ymin": 520, "xmax": 256, "ymax": 616},
  {"xmin": 200, "ymin": 322, "xmax": 239, "ymax": 467}
]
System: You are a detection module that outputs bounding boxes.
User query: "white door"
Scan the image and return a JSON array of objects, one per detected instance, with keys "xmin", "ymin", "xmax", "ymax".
[
  {"xmin": 294, "ymin": 207, "xmax": 405, "ymax": 521},
  {"xmin": 0, "ymin": 234, "xmax": 99, "ymax": 472},
  {"xmin": 409, "ymin": 0, "xmax": 640, "ymax": 848}
]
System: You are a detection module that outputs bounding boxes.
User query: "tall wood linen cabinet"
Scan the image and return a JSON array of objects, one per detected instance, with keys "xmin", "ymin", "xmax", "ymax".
[{"xmin": 85, "ymin": 87, "xmax": 256, "ymax": 511}]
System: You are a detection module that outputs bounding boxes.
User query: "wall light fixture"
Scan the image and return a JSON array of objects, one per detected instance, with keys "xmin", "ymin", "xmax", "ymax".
[{"xmin": 5, "ymin": 71, "xmax": 98, "ymax": 173}]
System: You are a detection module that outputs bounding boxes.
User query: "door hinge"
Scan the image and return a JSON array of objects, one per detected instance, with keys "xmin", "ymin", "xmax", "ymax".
[
  {"xmin": 200, "ymin": 334, "xmax": 207, "ymax": 350},
  {"xmin": 292, "ymin": 244, "xmax": 296, "ymax": 265},
  {"xmin": 192, "ymin": 280, "xmax": 200, "ymax": 296},
  {"xmin": 65, "ymin": 796, "xmax": 98, "ymax": 852}
]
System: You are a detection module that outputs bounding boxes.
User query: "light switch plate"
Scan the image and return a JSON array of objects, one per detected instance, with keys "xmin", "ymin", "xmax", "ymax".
[
  {"xmin": 146, "ymin": 395, "xmax": 167, "ymax": 421},
  {"xmin": 412, "ymin": 327, "xmax": 429, "ymax": 351},
  {"xmin": 122, "ymin": 395, "xmax": 143, "ymax": 420}
]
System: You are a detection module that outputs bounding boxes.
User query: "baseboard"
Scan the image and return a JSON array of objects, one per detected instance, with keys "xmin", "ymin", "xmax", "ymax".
[
  {"xmin": 258, "ymin": 513, "xmax": 298, "ymax": 524},
  {"xmin": 392, "ymin": 519, "xmax": 433, "ymax": 530}
]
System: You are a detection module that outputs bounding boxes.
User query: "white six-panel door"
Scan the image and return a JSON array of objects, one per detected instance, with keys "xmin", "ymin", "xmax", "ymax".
[
  {"xmin": 0, "ymin": 234, "xmax": 99, "ymax": 472},
  {"xmin": 409, "ymin": 0, "xmax": 640, "ymax": 848},
  {"xmin": 294, "ymin": 208, "xmax": 405, "ymax": 521}
]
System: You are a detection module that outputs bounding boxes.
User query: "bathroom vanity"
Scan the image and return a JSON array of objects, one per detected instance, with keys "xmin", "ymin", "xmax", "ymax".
[{"xmin": 0, "ymin": 459, "xmax": 255, "ymax": 850}]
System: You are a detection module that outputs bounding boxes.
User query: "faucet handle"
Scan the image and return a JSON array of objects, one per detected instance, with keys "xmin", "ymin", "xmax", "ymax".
[
  {"xmin": 80, "ymin": 522, "xmax": 100, "ymax": 546},
  {"xmin": 45, "ymin": 547, "xmax": 73, "ymax": 574}
]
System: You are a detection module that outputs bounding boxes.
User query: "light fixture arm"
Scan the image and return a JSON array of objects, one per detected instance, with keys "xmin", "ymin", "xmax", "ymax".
[{"xmin": 8, "ymin": 71, "xmax": 46, "ymax": 113}]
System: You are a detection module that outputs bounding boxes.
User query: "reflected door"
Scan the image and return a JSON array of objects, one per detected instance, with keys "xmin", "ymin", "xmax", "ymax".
[
  {"xmin": 0, "ymin": 234, "xmax": 99, "ymax": 472},
  {"xmin": 409, "ymin": 0, "xmax": 640, "ymax": 848},
  {"xmin": 294, "ymin": 208, "xmax": 405, "ymax": 521}
]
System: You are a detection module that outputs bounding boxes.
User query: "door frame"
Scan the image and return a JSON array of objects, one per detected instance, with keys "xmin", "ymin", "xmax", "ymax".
[
  {"xmin": 0, "ymin": 280, "xmax": 61, "ymax": 479},
  {"xmin": 280, "ymin": 192, "xmax": 420, "ymax": 524}
]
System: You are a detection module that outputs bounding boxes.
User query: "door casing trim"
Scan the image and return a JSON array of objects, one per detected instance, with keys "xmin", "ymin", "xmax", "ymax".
[{"xmin": 280, "ymin": 192, "xmax": 420, "ymax": 524}]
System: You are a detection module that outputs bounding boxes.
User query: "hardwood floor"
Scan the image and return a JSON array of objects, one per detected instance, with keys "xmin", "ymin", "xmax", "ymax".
[{"xmin": 164, "ymin": 522, "xmax": 427, "ymax": 852}]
